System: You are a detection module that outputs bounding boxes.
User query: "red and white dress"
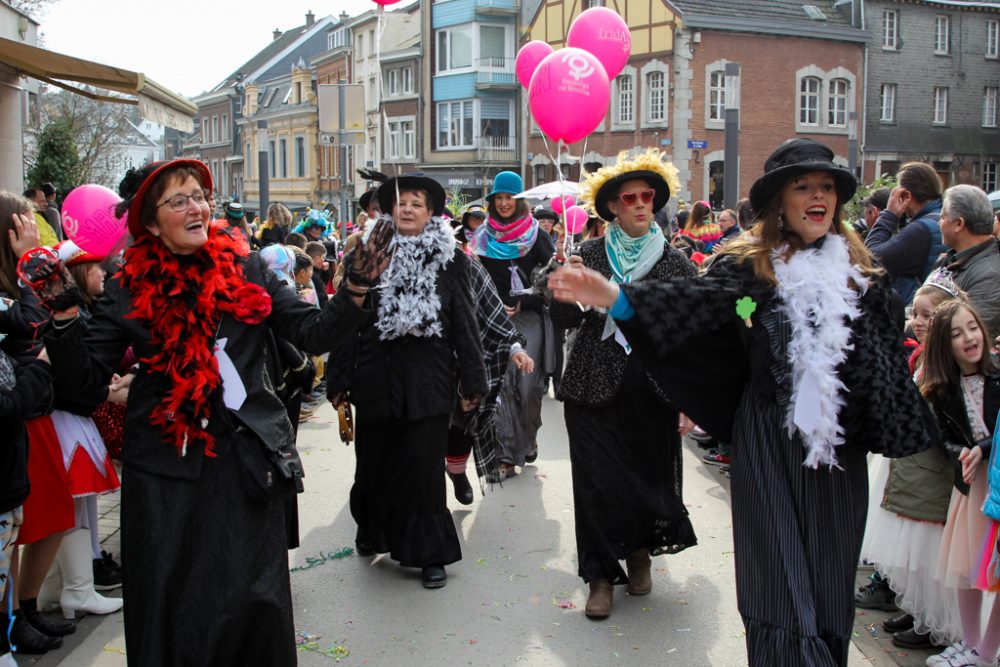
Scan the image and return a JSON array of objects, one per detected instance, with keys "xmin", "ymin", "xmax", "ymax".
[{"xmin": 49, "ymin": 410, "xmax": 120, "ymax": 497}]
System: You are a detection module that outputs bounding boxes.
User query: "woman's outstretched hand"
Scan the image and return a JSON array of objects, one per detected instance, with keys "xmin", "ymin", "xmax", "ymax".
[
  {"xmin": 351, "ymin": 217, "xmax": 395, "ymax": 285},
  {"xmin": 548, "ymin": 265, "xmax": 619, "ymax": 310}
]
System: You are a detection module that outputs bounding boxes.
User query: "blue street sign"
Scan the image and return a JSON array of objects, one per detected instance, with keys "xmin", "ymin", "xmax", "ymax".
[
  {"xmin": 660, "ymin": 139, "xmax": 672, "ymax": 146},
  {"xmin": 688, "ymin": 140, "xmax": 708, "ymax": 149}
]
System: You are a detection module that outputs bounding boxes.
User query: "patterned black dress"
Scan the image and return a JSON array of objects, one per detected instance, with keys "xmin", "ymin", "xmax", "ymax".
[
  {"xmin": 550, "ymin": 238, "xmax": 698, "ymax": 585},
  {"xmin": 617, "ymin": 254, "xmax": 935, "ymax": 667}
]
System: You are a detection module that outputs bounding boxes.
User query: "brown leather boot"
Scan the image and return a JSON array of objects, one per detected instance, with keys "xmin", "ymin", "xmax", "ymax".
[
  {"xmin": 625, "ymin": 548, "xmax": 652, "ymax": 596},
  {"xmin": 585, "ymin": 580, "xmax": 613, "ymax": 619}
]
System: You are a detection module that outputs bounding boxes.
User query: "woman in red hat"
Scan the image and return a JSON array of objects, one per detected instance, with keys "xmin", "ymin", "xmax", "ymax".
[
  {"xmin": 37, "ymin": 159, "xmax": 393, "ymax": 666},
  {"xmin": 550, "ymin": 138, "xmax": 936, "ymax": 666}
]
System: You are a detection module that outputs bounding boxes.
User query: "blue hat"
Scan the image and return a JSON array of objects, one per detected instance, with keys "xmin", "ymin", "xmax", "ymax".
[{"xmin": 487, "ymin": 171, "xmax": 523, "ymax": 200}]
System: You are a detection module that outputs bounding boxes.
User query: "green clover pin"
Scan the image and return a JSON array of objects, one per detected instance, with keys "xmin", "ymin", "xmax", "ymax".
[{"xmin": 735, "ymin": 296, "xmax": 757, "ymax": 328}]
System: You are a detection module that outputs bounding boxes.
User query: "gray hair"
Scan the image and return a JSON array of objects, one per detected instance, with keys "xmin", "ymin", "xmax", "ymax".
[{"xmin": 943, "ymin": 184, "xmax": 994, "ymax": 235}]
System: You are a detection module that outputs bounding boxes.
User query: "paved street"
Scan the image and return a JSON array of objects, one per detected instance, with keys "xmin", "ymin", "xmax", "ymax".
[{"xmin": 25, "ymin": 396, "xmax": 914, "ymax": 666}]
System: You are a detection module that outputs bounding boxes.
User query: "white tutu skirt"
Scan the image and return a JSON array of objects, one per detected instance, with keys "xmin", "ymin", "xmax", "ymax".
[{"xmin": 861, "ymin": 455, "xmax": 962, "ymax": 645}]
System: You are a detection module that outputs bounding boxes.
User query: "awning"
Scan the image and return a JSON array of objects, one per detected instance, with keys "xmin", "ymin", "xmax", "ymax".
[{"xmin": 0, "ymin": 36, "xmax": 195, "ymax": 132}]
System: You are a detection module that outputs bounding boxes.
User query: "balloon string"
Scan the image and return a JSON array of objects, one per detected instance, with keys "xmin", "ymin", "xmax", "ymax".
[{"xmin": 375, "ymin": 5, "xmax": 397, "ymax": 179}]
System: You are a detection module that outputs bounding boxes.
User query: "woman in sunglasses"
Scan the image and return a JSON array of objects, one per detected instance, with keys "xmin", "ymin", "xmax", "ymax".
[{"xmin": 548, "ymin": 149, "xmax": 698, "ymax": 619}]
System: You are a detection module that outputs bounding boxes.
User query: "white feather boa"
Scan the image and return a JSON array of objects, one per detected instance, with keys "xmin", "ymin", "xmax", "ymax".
[
  {"xmin": 376, "ymin": 215, "xmax": 456, "ymax": 340},
  {"xmin": 772, "ymin": 234, "xmax": 868, "ymax": 469}
]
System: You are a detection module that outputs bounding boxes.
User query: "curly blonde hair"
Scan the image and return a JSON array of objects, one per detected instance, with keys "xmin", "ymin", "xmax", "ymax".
[{"xmin": 580, "ymin": 149, "xmax": 680, "ymax": 220}]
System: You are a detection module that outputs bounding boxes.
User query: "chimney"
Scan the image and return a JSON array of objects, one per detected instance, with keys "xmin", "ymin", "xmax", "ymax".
[
  {"xmin": 273, "ymin": 28, "xmax": 282, "ymax": 41},
  {"xmin": 339, "ymin": 10, "xmax": 349, "ymax": 22},
  {"xmin": 306, "ymin": 11, "xmax": 315, "ymax": 27}
]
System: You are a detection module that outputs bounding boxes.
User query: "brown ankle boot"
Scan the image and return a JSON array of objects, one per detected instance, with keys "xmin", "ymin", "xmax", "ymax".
[
  {"xmin": 585, "ymin": 580, "xmax": 613, "ymax": 619},
  {"xmin": 625, "ymin": 548, "xmax": 652, "ymax": 596}
]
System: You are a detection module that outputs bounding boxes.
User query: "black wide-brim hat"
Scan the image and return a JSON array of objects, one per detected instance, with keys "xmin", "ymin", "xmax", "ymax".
[
  {"xmin": 461, "ymin": 205, "xmax": 487, "ymax": 231},
  {"xmin": 593, "ymin": 170, "xmax": 670, "ymax": 222},
  {"xmin": 377, "ymin": 175, "xmax": 447, "ymax": 217},
  {"xmin": 748, "ymin": 138, "xmax": 857, "ymax": 214}
]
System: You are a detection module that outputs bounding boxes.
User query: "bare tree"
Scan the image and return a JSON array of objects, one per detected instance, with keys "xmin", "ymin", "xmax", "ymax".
[
  {"xmin": 8, "ymin": 0, "xmax": 55, "ymax": 18},
  {"xmin": 25, "ymin": 89, "xmax": 135, "ymax": 188}
]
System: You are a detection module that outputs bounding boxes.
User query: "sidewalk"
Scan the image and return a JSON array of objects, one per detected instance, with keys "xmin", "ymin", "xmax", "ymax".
[{"xmin": 20, "ymin": 404, "xmax": 940, "ymax": 667}]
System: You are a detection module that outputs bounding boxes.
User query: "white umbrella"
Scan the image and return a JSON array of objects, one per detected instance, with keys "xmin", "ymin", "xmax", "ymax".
[{"xmin": 514, "ymin": 180, "xmax": 580, "ymax": 201}]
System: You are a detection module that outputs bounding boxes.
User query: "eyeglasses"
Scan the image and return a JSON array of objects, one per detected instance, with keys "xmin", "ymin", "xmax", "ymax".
[
  {"xmin": 617, "ymin": 189, "xmax": 655, "ymax": 207},
  {"xmin": 157, "ymin": 190, "xmax": 208, "ymax": 212}
]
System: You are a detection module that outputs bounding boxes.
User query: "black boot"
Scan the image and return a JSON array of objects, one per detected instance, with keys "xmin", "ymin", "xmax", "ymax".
[
  {"xmin": 19, "ymin": 598, "xmax": 75, "ymax": 637},
  {"xmin": 447, "ymin": 471, "xmax": 474, "ymax": 505},
  {"xmin": 10, "ymin": 611, "xmax": 62, "ymax": 654}
]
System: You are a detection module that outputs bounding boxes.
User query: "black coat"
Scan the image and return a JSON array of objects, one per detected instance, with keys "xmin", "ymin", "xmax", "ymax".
[
  {"xmin": 477, "ymin": 231, "xmax": 555, "ymax": 313},
  {"xmin": 931, "ymin": 373, "xmax": 1000, "ymax": 495},
  {"xmin": 0, "ymin": 358, "xmax": 51, "ymax": 513},
  {"xmin": 327, "ymin": 249, "xmax": 487, "ymax": 422},
  {"xmin": 549, "ymin": 237, "xmax": 695, "ymax": 406},
  {"xmin": 44, "ymin": 253, "xmax": 368, "ymax": 481}
]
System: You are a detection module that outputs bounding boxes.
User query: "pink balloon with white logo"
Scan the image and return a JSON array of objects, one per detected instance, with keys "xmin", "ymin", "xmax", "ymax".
[
  {"xmin": 550, "ymin": 194, "xmax": 575, "ymax": 215},
  {"xmin": 564, "ymin": 206, "xmax": 589, "ymax": 235},
  {"xmin": 61, "ymin": 184, "xmax": 127, "ymax": 256},
  {"xmin": 528, "ymin": 47, "xmax": 610, "ymax": 145},
  {"xmin": 566, "ymin": 7, "xmax": 632, "ymax": 80},
  {"xmin": 515, "ymin": 41, "xmax": 554, "ymax": 89}
]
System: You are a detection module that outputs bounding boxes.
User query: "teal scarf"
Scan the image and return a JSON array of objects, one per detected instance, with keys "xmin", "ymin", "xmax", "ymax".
[{"xmin": 603, "ymin": 222, "xmax": 665, "ymax": 342}]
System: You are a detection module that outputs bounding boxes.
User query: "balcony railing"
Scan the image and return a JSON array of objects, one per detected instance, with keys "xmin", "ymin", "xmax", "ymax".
[
  {"xmin": 476, "ymin": 0, "xmax": 520, "ymax": 13},
  {"xmin": 476, "ymin": 58, "xmax": 516, "ymax": 87},
  {"xmin": 477, "ymin": 135, "xmax": 516, "ymax": 162}
]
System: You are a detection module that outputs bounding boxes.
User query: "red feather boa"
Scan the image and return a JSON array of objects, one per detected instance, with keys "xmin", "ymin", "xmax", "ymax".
[{"xmin": 122, "ymin": 226, "xmax": 272, "ymax": 458}]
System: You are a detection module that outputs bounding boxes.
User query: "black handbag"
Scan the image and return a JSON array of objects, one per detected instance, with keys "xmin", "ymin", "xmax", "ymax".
[{"xmin": 232, "ymin": 425, "xmax": 304, "ymax": 503}]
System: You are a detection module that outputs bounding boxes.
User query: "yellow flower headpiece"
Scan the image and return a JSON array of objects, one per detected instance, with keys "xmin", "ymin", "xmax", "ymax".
[{"xmin": 580, "ymin": 149, "xmax": 681, "ymax": 221}]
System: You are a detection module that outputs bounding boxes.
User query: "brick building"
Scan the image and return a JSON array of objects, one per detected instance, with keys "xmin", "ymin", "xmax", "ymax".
[
  {"xmin": 668, "ymin": 0, "xmax": 866, "ymax": 206},
  {"xmin": 862, "ymin": 0, "xmax": 1000, "ymax": 192},
  {"xmin": 522, "ymin": 0, "xmax": 678, "ymax": 189}
]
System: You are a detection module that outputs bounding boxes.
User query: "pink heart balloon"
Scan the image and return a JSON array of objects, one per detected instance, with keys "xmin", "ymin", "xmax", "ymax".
[
  {"xmin": 566, "ymin": 7, "xmax": 632, "ymax": 80},
  {"xmin": 528, "ymin": 48, "xmax": 610, "ymax": 145},
  {"xmin": 564, "ymin": 205, "xmax": 589, "ymax": 235},
  {"xmin": 550, "ymin": 194, "xmax": 575, "ymax": 215},
  {"xmin": 516, "ymin": 41, "xmax": 554, "ymax": 89},
  {"xmin": 61, "ymin": 184, "xmax": 126, "ymax": 256}
]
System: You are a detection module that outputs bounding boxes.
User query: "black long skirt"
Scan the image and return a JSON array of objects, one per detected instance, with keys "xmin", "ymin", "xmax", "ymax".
[
  {"xmin": 120, "ymin": 434, "xmax": 295, "ymax": 667},
  {"xmin": 564, "ymin": 375, "xmax": 696, "ymax": 585},
  {"xmin": 351, "ymin": 413, "xmax": 461, "ymax": 568},
  {"xmin": 732, "ymin": 389, "xmax": 869, "ymax": 667}
]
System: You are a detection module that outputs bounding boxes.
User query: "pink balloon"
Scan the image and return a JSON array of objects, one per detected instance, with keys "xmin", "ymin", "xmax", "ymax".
[
  {"xmin": 515, "ymin": 41, "xmax": 554, "ymax": 89},
  {"xmin": 372, "ymin": 0, "xmax": 402, "ymax": 5},
  {"xmin": 61, "ymin": 184, "xmax": 127, "ymax": 256},
  {"xmin": 550, "ymin": 194, "xmax": 575, "ymax": 215},
  {"xmin": 566, "ymin": 7, "xmax": 632, "ymax": 80},
  {"xmin": 564, "ymin": 206, "xmax": 589, "ymax": 235},
  {"xmin": 528, "ymin": 48, "xmax": 610, "ymax": 145}
]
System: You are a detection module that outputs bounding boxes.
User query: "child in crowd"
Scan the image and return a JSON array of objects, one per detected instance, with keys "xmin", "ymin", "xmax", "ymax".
[
  {"xmin": 860, "ymin": 273, "xmax": 966, "ymax": 649},
  {"xmin": 292, "ymin": 251, "xmax": 317, "ymax": 307},
  {"xmin": 920, "ymin": 300, "xmax": 1000, "ymax": 667},
  {"xmin": 304, "ymin": 242, "xmax": 330, "ymax": 309}
]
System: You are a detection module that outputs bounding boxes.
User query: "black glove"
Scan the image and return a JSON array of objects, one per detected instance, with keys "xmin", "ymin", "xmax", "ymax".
[
  {"xmin": 348, "ymin": 218, "xmax": 395, "ymax": 286},
  {"xmin": 17, "ymin": 247, "xmax": 82, "ymax": 312}
]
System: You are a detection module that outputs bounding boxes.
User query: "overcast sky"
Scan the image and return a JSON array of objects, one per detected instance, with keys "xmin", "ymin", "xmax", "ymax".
[{"xmin": 39, "ymin": 0, "xmax": 380, "ymax": 97}]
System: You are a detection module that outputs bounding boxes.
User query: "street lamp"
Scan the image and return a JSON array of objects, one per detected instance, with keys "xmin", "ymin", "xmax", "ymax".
[
  {"xmin": 848, "ymin": 111, "xmax": 858, "ymax": 177},
  {"xmin": 257, "ymin": 120, "xmax": 270, "ymax": 217},
  {"xmin": 723, "ymin": 62, "xmax": 741, "ymax": 210}
]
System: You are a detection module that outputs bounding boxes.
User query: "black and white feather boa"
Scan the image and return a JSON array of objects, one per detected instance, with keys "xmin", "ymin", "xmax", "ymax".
[
  {"xmin": 772, "ymin": 233, "xmax": 868, "ymax": 469},
  {"xmin": 375, "ymin": 214, "xmax": 456, "ymax": 340}
]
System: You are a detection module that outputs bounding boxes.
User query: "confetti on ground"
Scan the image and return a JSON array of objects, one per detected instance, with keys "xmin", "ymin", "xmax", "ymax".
[
  {"xmin": 533, "ymin": 473, "xmax": 548, "ymax": 479},
  {"xmin": 641, "ymin": 607, "xmax": 652, "ymax": 612},
  {"xmin": 667, "ymin": 648, "xmax": 677, "ymax": 654},
  {"xmin": 103, "ymin": 644, "xmax": 127, "ymax": 655},
  {"xmin": 290, "ymin": 547, "xmax": 354, "ymax": 573},
  {"xmin": 468, "ymin": 640, "xmax": 478, "ymax": 645},
  {"xmin": 555, "ymin": 599, "xmax": 576, "ymax": 609},
  {"xmin": 677, "ymin": 628, "xmax": 691, "ymax": 632}
]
